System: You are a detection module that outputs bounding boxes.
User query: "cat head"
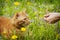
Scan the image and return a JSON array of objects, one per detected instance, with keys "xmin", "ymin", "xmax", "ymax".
[{"xmin": 11, "ymin": 11, "xmax": 30, "ymax": 29}]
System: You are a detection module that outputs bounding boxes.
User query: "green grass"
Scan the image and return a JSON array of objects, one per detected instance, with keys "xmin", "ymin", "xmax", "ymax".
[{"xmin": 0, "ymin": 0, "xmax": 60, "ymax": 40}]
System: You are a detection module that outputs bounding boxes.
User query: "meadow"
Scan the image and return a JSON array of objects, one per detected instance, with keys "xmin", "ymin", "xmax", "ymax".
[{"xmin": 0, "ymin": 0, "xmax": 60, "ymax": 40}]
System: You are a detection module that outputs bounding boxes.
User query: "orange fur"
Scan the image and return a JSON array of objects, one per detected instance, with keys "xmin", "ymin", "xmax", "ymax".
[{"xmin": 0, "ymin": 11, "xmax": 30, "ymax": 39}]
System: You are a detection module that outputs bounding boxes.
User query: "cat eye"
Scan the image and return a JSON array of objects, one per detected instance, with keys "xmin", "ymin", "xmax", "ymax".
[{"xmin": 24, "ymin": 18, "xmax": 27, "ymax": 20}]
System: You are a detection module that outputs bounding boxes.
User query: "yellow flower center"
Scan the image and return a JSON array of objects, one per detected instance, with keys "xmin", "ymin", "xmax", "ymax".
[
  {"xmin": 2, "ymin": 29, "xmax": 7, "ymax": 34},
  {"xmin": 11, "ymin": 35, "xmax": 18, "ymax": 39},
  {"xmin": 21, "ymin": 27, "xmax": 26, "ymax": 32},
  {"xmin": 14, "ymin": 2, "xmax": 20, "ymax": 5}
]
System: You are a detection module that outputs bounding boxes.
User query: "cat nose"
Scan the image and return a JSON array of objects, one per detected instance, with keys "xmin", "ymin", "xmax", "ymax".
[
  {"xmin": 28, "ymin": 20, "xmax": 30, "ymax": 23},
  {"xmin": 27, "ymin": 20, "xmax": 30, "ymax": 24},
  {"xmin": 23, "ymin": 18, "xmax": 28, "ymax": 21}
]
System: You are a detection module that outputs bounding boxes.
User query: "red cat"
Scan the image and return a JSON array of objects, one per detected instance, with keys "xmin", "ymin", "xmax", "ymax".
[{"xmin": 0, "ymin": 11, "xmax": 30, "ymax": 39}]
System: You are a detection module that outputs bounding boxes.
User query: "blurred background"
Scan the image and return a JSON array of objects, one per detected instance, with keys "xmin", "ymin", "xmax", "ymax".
[{"xmin": 0, "ymin": 0, "xmax": 60, "ymax": 40}]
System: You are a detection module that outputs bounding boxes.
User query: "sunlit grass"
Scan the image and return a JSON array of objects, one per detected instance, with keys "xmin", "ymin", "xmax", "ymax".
[{"xmin": 1, "ymin": 0, "xmax": 60, "ymax": 40}]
